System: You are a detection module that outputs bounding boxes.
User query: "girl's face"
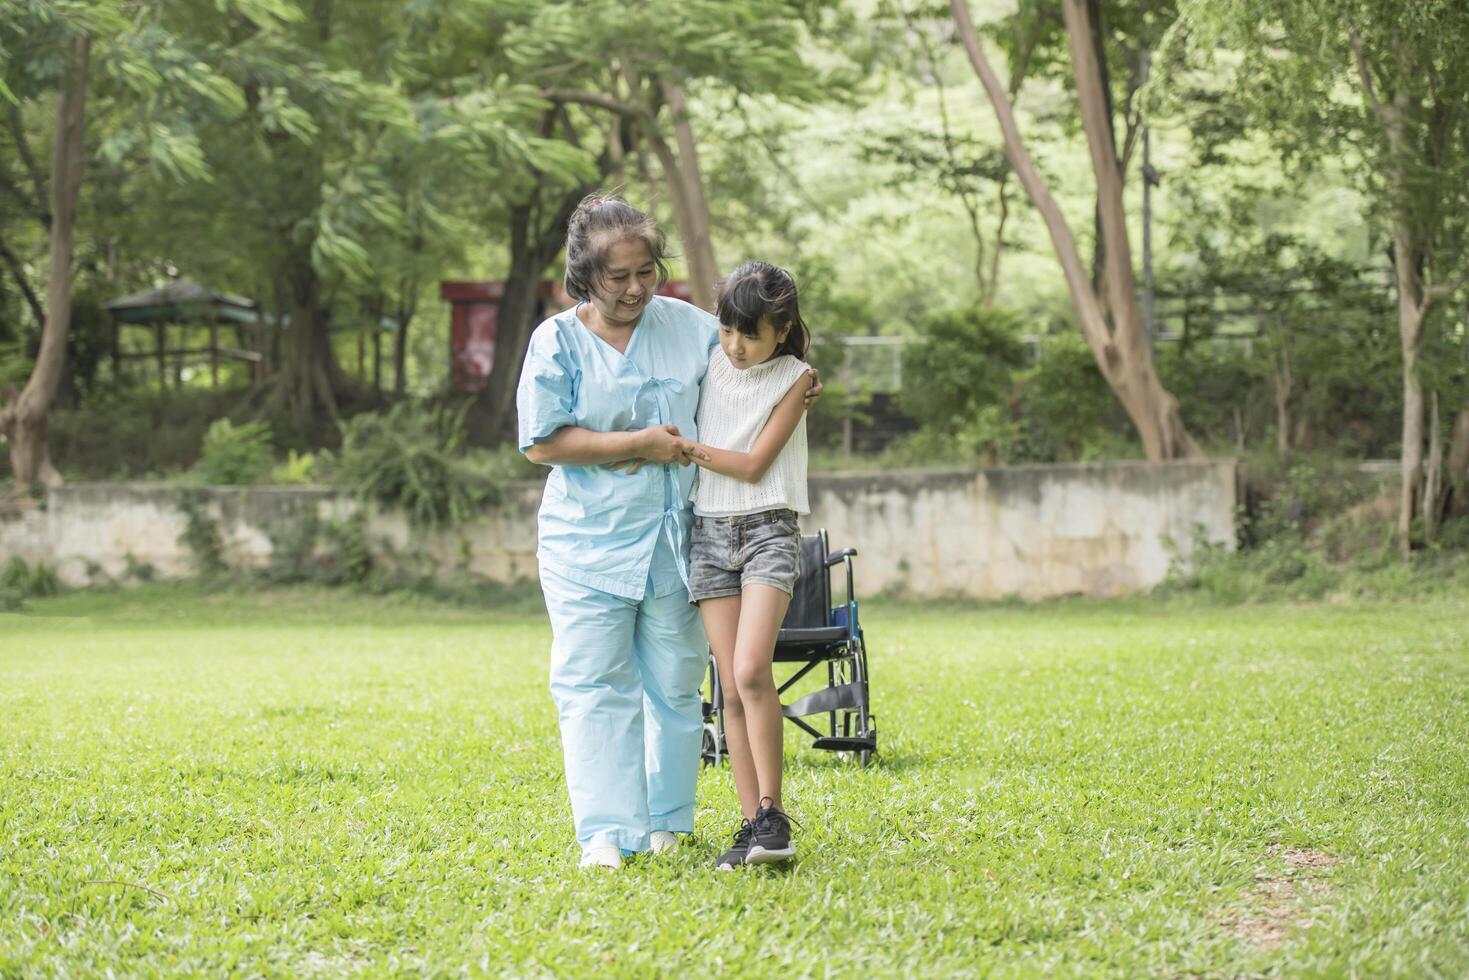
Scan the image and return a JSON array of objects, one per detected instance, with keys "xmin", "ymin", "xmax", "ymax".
[
  {"xmin": 589, "ymin": 238, "xmax": 657, "ymax": 327},
  {"xmin": 720, "ymin": 315, "xmax": 789, "ymax": 370}
]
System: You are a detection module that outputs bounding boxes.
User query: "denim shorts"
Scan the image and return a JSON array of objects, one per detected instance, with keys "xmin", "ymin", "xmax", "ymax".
[{"xmin": 688, "ymin": 509, "xmax": 801, "ymax": 602}]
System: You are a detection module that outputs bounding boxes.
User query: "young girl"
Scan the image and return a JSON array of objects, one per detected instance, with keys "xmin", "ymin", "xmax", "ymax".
[{"xmin": 687, "ymin": 261, "xmax": 813, "ymax": 870}]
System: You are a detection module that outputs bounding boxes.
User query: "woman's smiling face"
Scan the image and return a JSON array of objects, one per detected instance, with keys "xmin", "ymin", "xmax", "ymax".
[
  {"xmin": 720, "ymin": 315, "xmax": 789, "ymax": 369},
  {"xmin": 588, "ymin": 238, "xmax": 658, "ymax": 327}
]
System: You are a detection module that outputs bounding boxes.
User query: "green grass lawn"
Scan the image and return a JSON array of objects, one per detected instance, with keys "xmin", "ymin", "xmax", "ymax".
[{"xmin": 2, "ymin": 585, "xmax": 1467, "ymax": 976}]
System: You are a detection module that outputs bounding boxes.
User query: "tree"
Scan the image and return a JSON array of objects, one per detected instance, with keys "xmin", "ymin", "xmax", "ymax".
[
  {"xmin": 0, "ymin": 0, "xmax": 246, "ymax": 490},
  {"xmin": 0, "ymin": 32, "xmax": 88, "ymax": 490},
  {"xmin": 1167, "ymin": 0, "xmax": 1469, "ymax": 550},
  {"xmin": 448, "ymin": 0, "xmax": 836, "ymax": 444},
  {"xmin": 116, "ymin": 0, "xmax": 588, "ymax": 431},
  {"xmin": 950, "ymin": 0, "xmax": 1201, "ymax": 460},
  {"xmin": 518, "ymin": 0, "xmax": 830, "ymax": 310}
]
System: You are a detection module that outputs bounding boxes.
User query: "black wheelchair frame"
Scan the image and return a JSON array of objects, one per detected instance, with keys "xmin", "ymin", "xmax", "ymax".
[{"xmin": 701, "ymin": 529, "xmax": 877, "ymax": 766}]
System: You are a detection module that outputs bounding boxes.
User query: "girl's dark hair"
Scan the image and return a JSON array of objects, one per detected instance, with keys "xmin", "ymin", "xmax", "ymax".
[
  {"xmin": 563, "ymin": 193, "xmax": 669, "ymax": 302},
  {"xmin": 715, "ymin": 261, "xmax": 809, "ymax": 360}
]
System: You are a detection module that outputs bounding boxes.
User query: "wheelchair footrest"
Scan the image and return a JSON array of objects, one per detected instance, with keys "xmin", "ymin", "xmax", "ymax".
[
  {"xmin": 810, "ymin": 735, "xmax": 876, "ymax": 752},
  {"xmin": 781, "ymin": 683, "xmax": 864, "ymax": 719}
]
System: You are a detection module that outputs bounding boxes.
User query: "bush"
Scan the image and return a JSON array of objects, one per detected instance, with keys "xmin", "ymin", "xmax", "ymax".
[
  {"xmin": 1157, "ymin": 456, "xmax": 1469, "ymax": 605},
  {"xmin": 44, "ymin": 387, "xmax": 246, "ymax": 481},
  {"xmin": 271, "ymin": 450, "xmax": 321, "ymax": 486},
  {"xmin": 1015, "ymin": 335, "xmax": 1135, "ymax": 462},
  {"xmin": 334, "ymin": 402, "xmax": 500, "ymax": 529},
  {"xmin": 194, "ymin": 419, "xmax": 273, "ymax": 485},
  {"xmin": 1155, "ymin": 342, "xmax": 1268, "ymax": 450},
  {"xmin": 1241, "ymin": 452, "xmax": 1388, "ymax": 546},
  {"xmin": 1, "ymin": 557, "xmax": 61, "ymax": 598},
  {"xmin": 899, "ymin": 306, "xmax": 1028, "ymax": 459}
]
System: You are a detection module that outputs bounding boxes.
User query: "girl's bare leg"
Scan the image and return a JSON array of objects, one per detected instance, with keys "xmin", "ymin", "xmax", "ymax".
[
  {"xmin": 699, "ymin": 595, "xmax": 759, "ymax": 819},
  {"xmin": 732, "ymin": 584, "xmax": 792, "ymax": 809}
]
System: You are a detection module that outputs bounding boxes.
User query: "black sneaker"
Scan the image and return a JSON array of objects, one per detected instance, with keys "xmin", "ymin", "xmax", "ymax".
[
  {"xmin": 714, "ymin": 818, "xmax": 755, "ymax": 871},
  {"xmin": 745, "ymin": 800, "xmax": 796, "ymax": 864}
]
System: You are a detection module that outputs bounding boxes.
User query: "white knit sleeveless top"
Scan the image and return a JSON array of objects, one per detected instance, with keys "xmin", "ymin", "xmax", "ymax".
[{"xmin": 693, "ymin": 349, "xmax": 810, "ymax": 517}]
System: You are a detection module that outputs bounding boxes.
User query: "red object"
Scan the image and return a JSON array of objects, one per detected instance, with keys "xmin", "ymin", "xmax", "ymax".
[{"xmin": 440, "ymin": 279, "xmax": 696, "ymax": 393}]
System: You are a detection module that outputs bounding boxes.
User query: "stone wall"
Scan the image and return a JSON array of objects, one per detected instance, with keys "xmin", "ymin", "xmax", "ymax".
[{"xmin": 0, "ymin": 460, "xmax": 1238, "ymax": 599}]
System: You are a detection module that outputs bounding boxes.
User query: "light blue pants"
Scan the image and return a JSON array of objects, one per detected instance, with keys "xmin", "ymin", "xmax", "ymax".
[{"xmin": 540, "ymin": 565, "xmax": 707, "ymax": 853}]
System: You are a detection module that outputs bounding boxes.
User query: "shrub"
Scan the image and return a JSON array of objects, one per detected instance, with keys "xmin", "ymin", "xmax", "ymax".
[
  {"xmin": 1, "ymin": 557, "xmax": 60, "ymax": 598},
  {"xmin": 122, "ymin": 553, "xmax": 157, "ymax": 582},
  {"xmin": 1015, "ymin": 335, "xmax": 1135, "ymax": 462},
  {"xmin": 1156, "ymin": 462, "xmax": 1469, "ymax": 605},
  {"xmin": 334, "ymin": 402, "xmax": 498, "ymax": 529},
  {"xmin": 45, "ymin": 387, "xmax": 246, "ymax": 480},
  {"xmin": 899, "ymin": 307, "xmax": 1027, "ymax": 460},
  {"xmin": 271, "ymin": 450, "xmax": 321, "ymax": 486},
  {"xmin": 194, "ymin": 419, "xmax": 273, "ymax": 486}
]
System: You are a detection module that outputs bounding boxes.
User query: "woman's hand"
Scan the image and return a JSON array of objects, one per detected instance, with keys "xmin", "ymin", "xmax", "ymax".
[
  {"xmin": 803, "ymin": 367, "xmax": 822, "ymax": 407},
  {"xmin": 637, "ymin": 424, "xmax": 710, "ymax": 466},
  {"xmin": 607, "ymin": 457, "xmax": 646, "ymax": 474}
]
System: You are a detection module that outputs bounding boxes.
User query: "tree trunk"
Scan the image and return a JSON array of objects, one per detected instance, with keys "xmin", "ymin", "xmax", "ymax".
[
  {"xmin": 0, "ymin": 235, "xmax": 46, "ymax": 327},
  {"xmin": 279, "ymin": 255, "xmax": 352, "ymax": 426},
  {"xmin": 1386, "ymin": 147, "xmax": 1432, "ymax": 555},
  {"xmin": 950, "ymin": 0, "xmax": 1200, "ymax": 460},
  {"xmin": 1422, "ymin": 391, "xmax": 1443, "ymax": 541},
  {"xmin": 1270, "ymin": 315, "xmax": 1291, "ymax": 463},
  {"xmin": 1351, "ymin": 30, "xmax": 1454, "ymax": 554},
  {"xmin": 471, "ymin": 185, "xmax": 589, "ymax": 445},
  {"xmin": 1274, "ymin": 348, "xmax": 1292, "ymax": 464},
  {"xmin": 1447, "ymin": 404, "xmax": 1469, "ymax": 517},
  {"xmin": 2, "ymin": 35, "xmax": 89, "ymax": 492},
  {"xmin": 392, "ymin": 309, "xmax": 410, "ymax": 396},
  {"xmin": 253, "ymin": 0, "xmax": 354, "ymax": 426},
  {"xmin": 372, "ymin": 325, "xmax": 381, "ymax": 397},
  {"xmin": 657, "ymin": 76, "xmax": 718, "ymax": 310},
  {"xmin": 1087, "ymin": 0, "xmax": 1118, "ymax": 302},
  {"xmin": 1397, "ymin": 296, "xmax": 1425, "ymax": 555}
]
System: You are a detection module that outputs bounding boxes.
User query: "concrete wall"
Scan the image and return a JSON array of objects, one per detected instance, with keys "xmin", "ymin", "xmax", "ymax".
[
  {"xmin": 0, "ymin": 460, "xmax": 1238, "ymax": 599},
  {"xmin": 808, "ymin": 461, "xmax": 1238, "ymax": 598}
]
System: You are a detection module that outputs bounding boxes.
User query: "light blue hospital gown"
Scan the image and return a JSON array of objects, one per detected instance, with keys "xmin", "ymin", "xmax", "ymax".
[{"xmin": 517, "ymin": 295, "xmax": 718, "ymax": 853}]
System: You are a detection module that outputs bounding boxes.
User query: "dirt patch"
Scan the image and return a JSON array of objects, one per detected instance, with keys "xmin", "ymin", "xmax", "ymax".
[
  {"xmin": 1280, "ymin": 847, "xmax": 1338, "ymax": 871},
  {"xmin": 1217, "ymin": 847, "xmax": 1338, "ymax": 951}
]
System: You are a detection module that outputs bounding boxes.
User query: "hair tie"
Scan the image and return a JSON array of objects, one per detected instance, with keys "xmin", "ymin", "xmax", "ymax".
[{"xmin": 589, "ymin": 197, "xmax": 605, "ymax": 207}]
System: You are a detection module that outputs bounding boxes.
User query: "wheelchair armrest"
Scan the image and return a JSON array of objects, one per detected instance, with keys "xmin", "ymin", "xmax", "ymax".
[{"xmin": 824, "ymin": 548, "xmax": 857, "ymax": 567}]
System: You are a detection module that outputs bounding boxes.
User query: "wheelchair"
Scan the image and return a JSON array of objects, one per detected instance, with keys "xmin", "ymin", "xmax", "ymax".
[{"xmin": 701, "ymin": 529, "xmax": 877, "ymax": 767}]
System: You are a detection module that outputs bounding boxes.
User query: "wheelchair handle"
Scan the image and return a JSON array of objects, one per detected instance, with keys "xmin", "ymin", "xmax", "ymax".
[{"xmin": 824, "ymin": 548, "xmax": 857, "ymax": 567}]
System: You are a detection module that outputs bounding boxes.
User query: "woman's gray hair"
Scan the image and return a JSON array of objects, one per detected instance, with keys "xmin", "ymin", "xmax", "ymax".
[{"xmin": 563, "ymin": 194, "xmax": 669, "ymax": 302}]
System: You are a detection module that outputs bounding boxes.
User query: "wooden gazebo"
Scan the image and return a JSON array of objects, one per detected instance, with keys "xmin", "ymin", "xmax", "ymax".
[{"xmin": 106, "ymin": 279, "xmax": 264, "ymax": 388}]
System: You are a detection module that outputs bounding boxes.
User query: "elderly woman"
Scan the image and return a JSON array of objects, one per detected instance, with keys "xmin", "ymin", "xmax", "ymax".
[{"xmin": 517, "ymin": 195, "xmax": 814, "ymax": 869}]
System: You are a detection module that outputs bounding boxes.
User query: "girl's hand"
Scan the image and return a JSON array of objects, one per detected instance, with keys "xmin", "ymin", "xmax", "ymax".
[
  {"xmin": 803, "ymin": 367, "xmax": 822, "ymax": 407},
  {"xmin": 607, "ymin": 458, "xmax": 646, "ymax": 474},
  {"xmin": 638, "ymin": 424, "xmax": 711, "ymax": 466}
]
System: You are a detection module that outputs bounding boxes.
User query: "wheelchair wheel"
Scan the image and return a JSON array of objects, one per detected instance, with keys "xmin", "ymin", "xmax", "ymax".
[{"xmin": 701, "ymin": 722, "xmax": 723, "ymax": 767}]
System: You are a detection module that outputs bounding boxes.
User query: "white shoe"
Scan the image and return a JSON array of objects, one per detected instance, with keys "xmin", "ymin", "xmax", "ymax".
[
  {"xmin": 649, "ymin": 831, "xmax": 679, "ymax": 854},
  {"xmin": 579, "ymin": 845, "xmax": 622, "ymax": 870}
]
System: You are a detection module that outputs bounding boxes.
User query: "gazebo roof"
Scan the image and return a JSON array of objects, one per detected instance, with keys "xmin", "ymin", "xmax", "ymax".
[{"xmin": 107, "ymin": 279, "xmax": 259, "ymax": 326}]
